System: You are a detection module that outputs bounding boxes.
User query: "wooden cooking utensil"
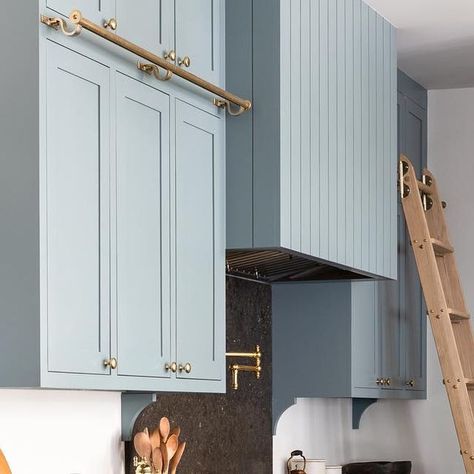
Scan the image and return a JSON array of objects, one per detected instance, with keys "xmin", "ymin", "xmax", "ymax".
[
  {"xmin": 160, "ymin": 441, "xmax": 169, "ymax": 474},
  {"xmin": 166, "ymin": 434, "xmax": 179, "ymax": 460},
  {"xmin": 150, "ymin": 427, "xmax": 161, "ymax": 451},
  {"xmin": 134, "ymin": 431, "xmax": 152, "ymax": 460},
  {"xmin": 152, "ymin": 447, "xmax": 163, "ymax": 474},
  {"xmin": 159, "ymin": 417, "xmax": 170, "ymax": 443},
  {"xmin": 169, "ymin": 426, "xmax": 181, "ymax": 438},
  {"xmin": 169, "ymin": 441, "xmax": 186, "ymax": 474},
  {"xmin": 0, "ymin": 450, "xmax": 11, "ymax": 474}
]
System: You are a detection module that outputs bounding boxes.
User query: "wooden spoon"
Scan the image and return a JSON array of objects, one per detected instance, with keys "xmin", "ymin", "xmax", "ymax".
[
  {"xmin": 150, "ymin": 427, "xmax": 161, "ymax": 451},
  {"xmin": 0, "ymin": 450, "xmax": 12, "ymax": 474},
  {"xmin": 159, "ymin": 417, "xmax": 170, "ymax": 443},
  {"xmin": 160, "ymin": 442, "xmax": 169, "ymax": 474},
  {"xmin": 169, "ymin": 442, "xmax": 186, "ymax": 474},
  {"xmin": 134, "ymin": 431, "xmax": 152, "ymax": 460},
  {"xmin": 152, "ymin": 447, "xmax": 163, "ymax": 474},
  {"xmin": 169, "ymin": 426, "xmax": 181, "ymax": 439},
  {"xmin": 166, "ymin": 434, "xmax": 179, "ymax": 461}
]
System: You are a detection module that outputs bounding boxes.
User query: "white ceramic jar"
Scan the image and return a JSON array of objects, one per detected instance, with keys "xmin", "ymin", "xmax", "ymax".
[{"xmin": 304, "ymin": 459, "xmax": 326, "ymax": 474}]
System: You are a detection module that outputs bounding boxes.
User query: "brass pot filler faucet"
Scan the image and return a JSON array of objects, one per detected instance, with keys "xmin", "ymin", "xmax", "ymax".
[{"xmin": 225, "ymin": 345, "xmax": 262, "ymax": 390}]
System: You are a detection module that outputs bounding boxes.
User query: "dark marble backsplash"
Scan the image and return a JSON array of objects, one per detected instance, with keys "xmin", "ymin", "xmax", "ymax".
[{"xmin": 129, "ymin": 277, "xmax": 272, "ymax": 474}]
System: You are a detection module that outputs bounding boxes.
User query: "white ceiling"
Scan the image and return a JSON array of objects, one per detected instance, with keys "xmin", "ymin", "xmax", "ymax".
[{"xmin": 364, "ymin": 0, "xmax": 474, "ymax": 89}]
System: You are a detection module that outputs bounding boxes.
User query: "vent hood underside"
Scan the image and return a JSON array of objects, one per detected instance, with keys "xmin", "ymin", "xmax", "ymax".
[{"xmin": 226, "ymin": 249, "xmax": 370, "ymax": 283}]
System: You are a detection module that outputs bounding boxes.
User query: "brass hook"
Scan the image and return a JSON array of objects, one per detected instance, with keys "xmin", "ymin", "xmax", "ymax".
[
  {"xmin": 213, "ymin": 98, "xmax": 247, "ymax": 117},
  {"xmin": 137, "ymin": 61, "xmax": 173, "ymax": 81},
  {"xmin": 40, "ymin": 15, "xmax": 82, "ymax": 36}
]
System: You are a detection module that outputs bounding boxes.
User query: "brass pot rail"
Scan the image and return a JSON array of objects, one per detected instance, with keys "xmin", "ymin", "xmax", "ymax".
[
  {"xmin": 225, "ymin": 345, "xmax": 262, "ymax": 390},
  {"xmin": 40, "ymin": 10, "xmax": 252, "ymax": 116}
]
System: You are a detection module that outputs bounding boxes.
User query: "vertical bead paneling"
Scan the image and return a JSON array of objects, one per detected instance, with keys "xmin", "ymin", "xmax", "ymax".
[
  {"xmin": 279, "ymin": 0, "xmax": 396, "ymax": 277},
  {"xmin": 336, "ymin": 0, "xmax": 346, "ymax": 264},
  {"xmin": 391, "ymin": 28, "xmax": 398, "ymax": 279},
  {"xmin": 353, "ymin": 0, "xmax": 362, "ymax": 270},
  {"xmin": 301, "ymin": 0, "xmax": 312, "ymax": 254},
  {"xmin": 328, "ymin": 0, "xmax": 338, "ymax": 262},
  {"xmin": 368, "ymin": 8, "xmax": 377, "ymax": 274},
  {"xmin": 318, "ymin": 0, "xmax": 330, "ymax": 260},
  {"xmin": 310, "ymin": 0, "xmax": 321, "ymax": 257},
  {"xmin": 360, "ymin": 2, "xmax": 370, "ymax": 271},
  {"xmin": 345, "ymin": 0, "xmax": 354, "ymax": 268},
  {"xmin": 290, "ymin": 0, "xmax": 302, "ymax": 250}
]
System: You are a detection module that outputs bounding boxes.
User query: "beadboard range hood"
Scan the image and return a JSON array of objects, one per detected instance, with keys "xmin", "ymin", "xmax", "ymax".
[{"xmin": 225, "ymin": 0, "xmax": 397, "ymax": 283}]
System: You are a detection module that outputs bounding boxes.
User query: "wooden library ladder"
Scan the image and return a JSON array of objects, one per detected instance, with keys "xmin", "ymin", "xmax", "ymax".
[{"xmin": 400, "ymin": 155, "xmax": 474, "ymax": 474}]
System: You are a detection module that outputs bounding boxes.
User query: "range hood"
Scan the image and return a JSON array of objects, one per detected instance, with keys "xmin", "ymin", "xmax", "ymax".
[{"xmin": 225, "ymin": 0, "xmax": 397, "ymax": 283}]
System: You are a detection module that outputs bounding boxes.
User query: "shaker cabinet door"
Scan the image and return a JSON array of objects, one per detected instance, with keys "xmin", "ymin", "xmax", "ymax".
[
  {"xmin": 116, "ymin": 0, "xmax": 174, "ymax": 57},
  {"xmin": 115, "ymin": 73, "xmax": 172, "ymax": 378},
  {"xmin": 174, "ymin": 100, "xmax": 225, "ymax": 382},
  {"xmin": 45, "ymin": 0, "xmax": 114, "ymax": 27},
  {"xmin": 352, "ymin": 282, "xmax": 381, "ymax": 390},
  {"xmin": 175, "ymin": 0, "xmax": 222, "ymax": 85},
  {"xmin": 45, "ymin": 41, "xmax": 111, "ymax": 375}
]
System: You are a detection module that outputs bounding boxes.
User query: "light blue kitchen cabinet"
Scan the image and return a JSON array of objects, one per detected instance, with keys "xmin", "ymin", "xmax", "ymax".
[
  {"xmin": 0, "ymin": 2, "xmax": 226, "ymax": 392},
  {"xmin": 45, "ymin": 0, "xmax": 114, "ymax": 24},
  {"xmin": 115, "ymin": 72, "xmax": 172, "ymax": 379},
  {"xmin": 226, "ymin": 0, "xmax": 397, "ymax": 281},
  {"xmin": 174, "ymin": 100, "xmax": 225, "ymax": 383},
  {"xmin": 45, "ymin": 41, "xmax": 112, "ymax": 376},
  {"xmin": 116, "ymin": 0, "xmax": 174, "ymax": 56},
  {"xmin": 175, "ymin": 0, "xmax": 223, "ymax": 85}
]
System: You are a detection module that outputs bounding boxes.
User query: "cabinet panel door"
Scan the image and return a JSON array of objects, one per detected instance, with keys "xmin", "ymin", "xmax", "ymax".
[
  {"xmin": 46, "ymin": 0, "xmax": 114, "ymax": 26},
  {"xmin": 45, "ymin": 41, "xmax": 110, "ymax": 375},
  {"xmin": 352, "ymin": 282, "xmax": 381, "ymax": 390},
  {"xmin": 174, "ymin": 100, "xmax": 225, "ymax": 381},
  {"xmin": 175, "ymin": 0, "xmax": 222, "ymax": 85},
  {"xmin": 115, "ymin": 73, "xmax": 171, "ymax": 378},
  {"xmin": 116, "ymin": 0, "xmax": 173, "ymax": 57},
  {"xmin": 403, "ymin": 97, "xmax": 426, "ymax": 391}
]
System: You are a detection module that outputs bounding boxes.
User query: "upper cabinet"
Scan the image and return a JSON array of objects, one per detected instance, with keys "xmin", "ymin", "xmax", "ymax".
[
  {"xmin": 226, "ymin": 0, "xmax": 397, "ymax": 281},
  {"xmin": 0, "ymin": 1, "xmax": 225, "ymax": 392},
  {"xmin": 44, "ymin": 0, "xmax": 223, "ymax": 86}
]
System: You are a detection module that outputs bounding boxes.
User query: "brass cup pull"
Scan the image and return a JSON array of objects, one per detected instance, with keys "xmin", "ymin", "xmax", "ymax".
[
  {"xmin": 406, "ymin": 379, "xmax": 415, "ymax": 387},
  {"xmin": 103, "ymin": 18, "xmax": 117, "ymax": 30},
  {"xmin": 165, "ymin": 362, "xmax": 178, "ymax": 373},
  {"xmin": 178, "ymin": 363, "xmax": 192, "ymax": 374},
  {"xmin": 104, "ymin": 357, "xmax": 117, "ymax": 370},
  {"xmin": 178, "ymin": 56, "xmax": 191, "ymax": 68},
  {"xmin": 164, "ymin": 50, "xmax": 176, "ymax": 62}
]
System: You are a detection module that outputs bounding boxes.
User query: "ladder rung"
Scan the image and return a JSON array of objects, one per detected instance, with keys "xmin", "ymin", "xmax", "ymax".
[
  {"xmin": 466, "ymin": 379, "xmax": 474, "ymax": 390},
  {"xmin": 417, "ymin": 180, "xmax": 433, "ymax": 195},
  {"xmin": 431, "ymin": 238, "xmax": 454, "ymax": 255},
  {"xmin": 448, "ymin": 308, "xmax": 471, "ymax": 321}
]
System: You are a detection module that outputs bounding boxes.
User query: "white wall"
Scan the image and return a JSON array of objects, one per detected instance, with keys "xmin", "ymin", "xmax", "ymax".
[
  {"xmin": 273, "ymin": 87, "xmax": 474, "ymax": 474},
  {"xmin": 0, "ymin": 391, "xmax": 123, "ymax": 474}
]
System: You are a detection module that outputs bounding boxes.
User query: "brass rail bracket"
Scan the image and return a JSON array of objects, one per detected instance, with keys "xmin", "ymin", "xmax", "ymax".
[
  {"xmin": 225, "ymin": 345, "xmax": 262, "ymax": 390},
  {"xmin": 40, "ymin": 14, "xmax": 81, "ymax": 36},
  {"xmin": 137, "ymin": 61, "xmax": 173, "ymax": 81},
  {"xmin": 213, "ymin": 98, "xmax": 249, "ymax": 117}
]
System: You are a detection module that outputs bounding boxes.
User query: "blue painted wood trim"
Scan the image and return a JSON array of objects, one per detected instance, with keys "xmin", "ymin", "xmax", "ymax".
[
  {"xmin": 397, "ymin": 70, "xmax": 427, "ymax": 110},
  {"xmin": 121, "ymin": 393, "xmax": 157, "ymax": 441},
  {"xmin": 352, "ymin": 398, "xmax": 377, "ymax": 429}
]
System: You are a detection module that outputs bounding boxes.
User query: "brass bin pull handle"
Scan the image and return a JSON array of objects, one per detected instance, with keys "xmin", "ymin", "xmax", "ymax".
[
  {"xmin": 40, "ymin": 11, "xmax": 252, "ymax": 115},
  {"xmin": 178, "ymin": 56, "xmax": 191, "ymax": 68}
]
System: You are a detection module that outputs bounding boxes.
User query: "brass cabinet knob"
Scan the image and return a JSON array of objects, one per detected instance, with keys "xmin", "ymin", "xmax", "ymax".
[
  {"xmin": 376, "ymin": 378, "xmax": 382, "ymax": 385},
  {"xmin": 385, "ymin": 378, "xmax": 392, "ymax": 386},
  {"xmin": 103, "ymin": 18, "xmax": 117, "ymax": 30},
  {"xmin": 165, "ymin": 362, "xmax": 177, "ymax": 373},
  {"xmin": 178, "ymin": 363, "xmax": 192, "ymax": 374},
  {"xmin": 406, "ymin": 379, "xmax": 415, "ymax": 387},
  {"xmin": 178, "ymin": 56, "xmax": 191, "ymax": 67},
  {"xmin": 104, "ymin": 357, "xmax": 117, "ymax": 369},
  {"xmin": 164, "ymin": 50, "xmax": 176, "ymax": 62}
]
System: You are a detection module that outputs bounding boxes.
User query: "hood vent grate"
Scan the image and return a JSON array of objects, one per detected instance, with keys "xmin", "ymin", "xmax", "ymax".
[{"xmin": 226, "ymin": 249, "xmax": 366, "ymax": 283}]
